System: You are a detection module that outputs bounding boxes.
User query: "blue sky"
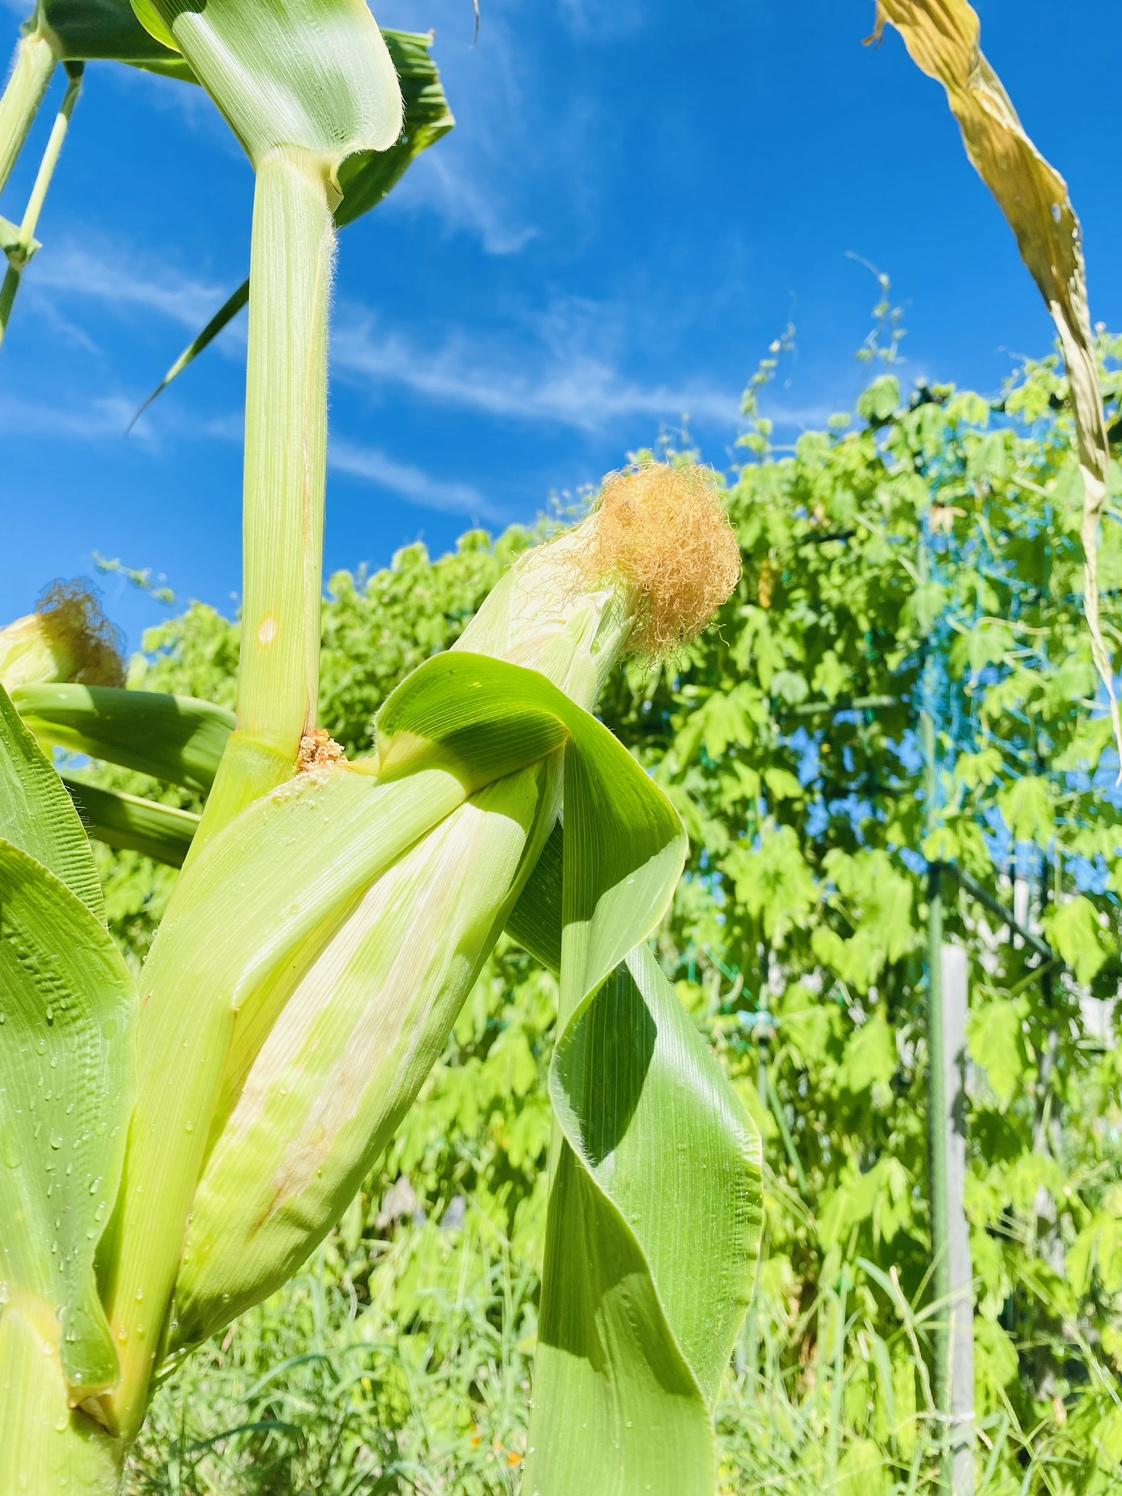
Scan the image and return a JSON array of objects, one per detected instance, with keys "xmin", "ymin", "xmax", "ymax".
[{"xmin": 2, "ymin": 0, "xmax": 1120, "ymax": 652}]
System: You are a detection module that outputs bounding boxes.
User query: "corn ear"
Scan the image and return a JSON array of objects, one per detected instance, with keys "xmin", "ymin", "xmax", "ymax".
[
  {"xmin": 98, "ymin": 758, "xmax": 483, "ymax": 1434},
  {"xmin": 0, "ymin": 584, "xmax": 124, "ymax": 693},
  {"xmin": 172, "ymin": 758, "xmax": 560, "ymax": 1347}
]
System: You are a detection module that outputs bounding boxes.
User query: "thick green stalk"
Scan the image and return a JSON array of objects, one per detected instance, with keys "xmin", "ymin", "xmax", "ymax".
[
  {"xmin": 194, "ymin": 147, "xmax": 335, "ymax": 849},
  {"xmin": 0, "ymin": 60, "xmax": 81, "ymax": 347},
  {"xmin": 0, "ymin": 24, "xmax": 56, "ymax": 197}
]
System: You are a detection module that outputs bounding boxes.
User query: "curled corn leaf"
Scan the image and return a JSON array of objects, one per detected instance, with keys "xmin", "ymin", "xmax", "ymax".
[
  {"xmin": 513, "ymin": 831, "xmax": 761, "ymax": 1493},
  {"xmin": 0, "ymin": 1302, "xmax": 120, "ymax": 1493},
  {"xmin": 0, "ymin": 682, "xmax": 104, "ymax": 916},
  {"xmin": 870, "ymin": 0, "xmax": 1119, "ymax": 759},
  {"xmin": 61, "ymin": 777, "xmax": 199, "ymax": 866},
  {"xmin": 41, "ymin": 0, "xmax": 193, "ymax": 76},
  {"xmin": 129, "ymin": 0, "xmax": 403, "ymax": 171}
]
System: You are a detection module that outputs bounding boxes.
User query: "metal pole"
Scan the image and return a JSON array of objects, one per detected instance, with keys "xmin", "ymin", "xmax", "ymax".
[
  {"xmin": 925, "ymin": 861, "xmax": 953, "ymax": 1483},
  {"xmin": 920, "ymin": 506, "xmax": 974, "ymax": 1490},
  {"xmin": 941, "ymin": 943, "xmax": 974, "ymax": 1493}
]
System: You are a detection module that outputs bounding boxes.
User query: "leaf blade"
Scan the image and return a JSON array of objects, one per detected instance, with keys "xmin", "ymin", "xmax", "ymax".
[{"xmin": 0, "ymin": 838, "xmax": 135, "ymax": 1398}]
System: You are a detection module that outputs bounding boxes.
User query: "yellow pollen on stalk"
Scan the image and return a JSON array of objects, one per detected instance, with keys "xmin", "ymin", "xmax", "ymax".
[
  {"xmin": 257, "ymin": 615, "xmax": 278, "ymax": 647},
  {"xmin": 580, "ymin": 463, "xmax": 742, "ymax": 656},
  {"xmin": 297, "ymin": 728, "xmax": 345, "ymax": 772}
]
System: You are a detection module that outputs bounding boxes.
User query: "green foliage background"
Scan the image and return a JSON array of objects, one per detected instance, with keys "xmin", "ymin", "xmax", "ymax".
[{"xmin": 104, "ymin": 342, "xmax": 1122, "ymax": 1493}]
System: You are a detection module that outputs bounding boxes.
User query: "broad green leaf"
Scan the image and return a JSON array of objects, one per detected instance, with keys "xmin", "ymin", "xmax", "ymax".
[
  {"xmin": 857, "ymin": 375, "xmax": 900, "ymax": 424},
  {"xmin": 838, "ymin": 1013, "xmax": 897, "ymax": 1095},
  {"xmin": 14, "ymin": 682, "xmax": 234, "ymax": 793},
  {"xmin": 998, "ymin": 774, "xmax": 1054, "ymax": 844},
  {"xmin": 134, "ymin": 29, "xmax": 453, "ymax": 414},
  {"xmin": 0, "ymin": 838, "xmax": 134, "ymax": 1399},
  {"xmin": 967, "ymin": 998, "xmax": 1030, "ymax": 1109},
  {"xmin": 0, "ymin": 681, "xmax": 103, "ymax": 917},
  {"xmin": 1046, "ymin": 895, "xmax": 1109, "ymax": 986},
  {"xmin": 129, "ymin": 0, "xmax": 403, "ymax": 170},
  {"xmin": 62, "ymin": 776, "xmax": 198, "ymax": 866}
]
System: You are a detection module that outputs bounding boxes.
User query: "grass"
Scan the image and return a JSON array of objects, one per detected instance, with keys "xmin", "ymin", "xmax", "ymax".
[{"xmin": 129, "ymin": 1198, "xmax": 1122, "ymax": 1496}]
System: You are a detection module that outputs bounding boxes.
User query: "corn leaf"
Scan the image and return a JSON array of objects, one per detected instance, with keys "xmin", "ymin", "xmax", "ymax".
[
  {"xmin": 870, "ymin": 0, "xmax": 1119, "ymax": 755},
  {"xmin": 41, "ymin": 0, "xmax": 193, "ymax": 76},
  {"xmin": 128, "ymin": 0, "xmax": 402, "ymax": 171},
  {"xmin": 134, "ymin": 29, "xmax": 453, "ymax": 414},
  {"xmin": 0, "ymin": 838, "xmax": 135, "ymax": 1400},
  {"xmin": 14, "ymin": 682, "xmax": 233, "ymax": 793},
  {"xmin": 512, "ymin": 830, "xmax": 761, "ymax": 1494},
  {"xmin": 0, "ymin": 681, "xmax": 103, "ymax": 917},
  {"xmin": 62, "ymin": 776, "xmax": 198, "ymax": 866}
]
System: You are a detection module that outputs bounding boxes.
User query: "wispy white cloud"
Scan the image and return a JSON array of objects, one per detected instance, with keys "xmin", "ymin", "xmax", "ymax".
[
  {"xmin": 30, "ymin": 238, "xmax": 231, "ymax": 334},
  {"xmin": 0, "ymin": 391, "xmax": 161, "ymax": 447},
  {"xmin": 31, "ymin": 235, "xmax": 747, "ymax": 436},
  {"xmin": 391, "ymin": 152, "xmax": 538, "ymax": 257},
  {"xmin": 332, "ymin": 299, "xmax": 743, "ymax": 432},
  {"xmin": 329, "ymin": 437, "xmax": 501, "ymax": 522},
  {"xmin": 0, "ymin": 380, "xmax": 499, "ymax": 521},
  {"xmin": 375, "ymin": 0, "xmax": 540, "ymax": 256}
]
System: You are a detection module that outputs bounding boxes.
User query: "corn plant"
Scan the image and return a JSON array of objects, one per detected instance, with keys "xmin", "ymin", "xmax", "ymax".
[
  {"xmin": 0, "ymin": 3, "xmax": 759, "ymax": 1492},
  {"xmin": 0, "ymin": 2, "xmax": 452, "ymax": 348}
]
